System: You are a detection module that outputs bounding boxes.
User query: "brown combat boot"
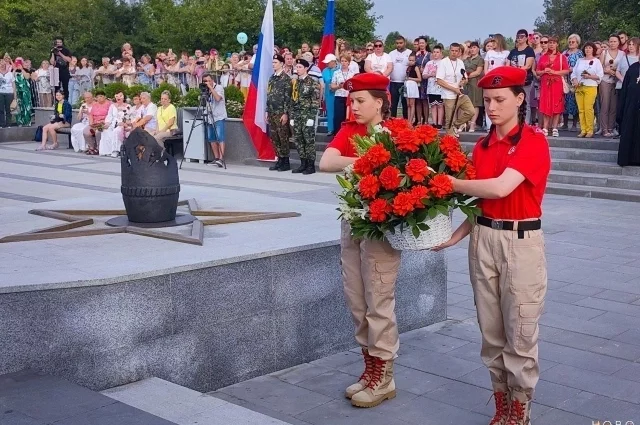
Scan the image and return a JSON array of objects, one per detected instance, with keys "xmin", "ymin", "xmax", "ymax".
[
  {"xmin": 488, "ymin": 391, "xmax": 510, "ymax": 425},
  {"xmin": 350, "ymin": 357, "xmax": 396, "ymax": 408},
  {"xmin": 506, "ymin": 398, "xmax": 532, "ymax": 425},
  {"xmin": 345, "ymin": 348, "xmax": 374, "ymax": 399}
]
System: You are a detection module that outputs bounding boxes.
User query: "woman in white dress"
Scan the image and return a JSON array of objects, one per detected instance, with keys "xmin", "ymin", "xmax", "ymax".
[
  {"xmin": 99, "ymin": 91, "xmax": 132, "ymax": 157},
  {"xmin": 36, "ymin": 61, "xmax": 53, "ymax": 107},
  {"xmin": 404, "ymin": 52, "xmax": 422, "ymax": 125},
  {"xmin": 71, "ymin": 91, "xmax": 94, "ymax": 152}
]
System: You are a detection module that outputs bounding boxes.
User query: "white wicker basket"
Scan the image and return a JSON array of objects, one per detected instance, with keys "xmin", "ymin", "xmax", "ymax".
[{"xmin": 384, "ymin": 211, "xmax": 453, "ymax": 251}]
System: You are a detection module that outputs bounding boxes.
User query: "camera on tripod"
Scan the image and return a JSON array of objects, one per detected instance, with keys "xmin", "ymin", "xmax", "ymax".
[{"xmin": 199, "ymin": 82, "xmax": 210, "ymax": 94}]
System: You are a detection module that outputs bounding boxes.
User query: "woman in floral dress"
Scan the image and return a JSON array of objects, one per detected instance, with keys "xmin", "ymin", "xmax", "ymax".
[
  {"xmin": 13, "ymin": 59, "xmax": 32, "ymax": 126},
  {"xmin": 563, "ymin": 34, "xmax": 584, "ymax": 131}
]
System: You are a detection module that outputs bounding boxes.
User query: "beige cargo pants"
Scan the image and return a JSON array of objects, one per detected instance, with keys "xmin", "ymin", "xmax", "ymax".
[
  {"xmin": 340, "ymin": 221, "xmax": 402, "ymax": 361},
  {"xmin": 468, "ymin": 224, "xmax": 547, "ymax": 402}
]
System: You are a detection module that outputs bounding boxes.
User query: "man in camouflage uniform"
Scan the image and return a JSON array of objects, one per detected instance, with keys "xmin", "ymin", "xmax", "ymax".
[
  {"xmin": 291, "ymin": 58, "xmax": 320, "ymax": 175},
  {"xmin": 267, "ymin": 54, "xmax": 293, "ymax": 171}
]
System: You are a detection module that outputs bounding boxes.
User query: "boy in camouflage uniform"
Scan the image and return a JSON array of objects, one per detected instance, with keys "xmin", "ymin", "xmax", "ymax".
[
  {"xmin": 291, "ymin": 58, "xmax": 320, "ymax": 175},
  {"xmin": 267, "ymin": 54, "xmax": 293, "ymax": 171}
]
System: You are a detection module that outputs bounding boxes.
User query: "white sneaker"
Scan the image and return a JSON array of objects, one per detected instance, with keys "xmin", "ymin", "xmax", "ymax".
[
  {"xmin": 215, "ymin": 159, "xmax": 224, "ymax": 168},
  {"xmin": 111, "ymin": 152, "xmax": 119, "ymax": 158}
]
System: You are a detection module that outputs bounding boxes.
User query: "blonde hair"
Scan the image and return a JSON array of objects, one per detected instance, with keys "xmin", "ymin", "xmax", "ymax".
[
  {"xmin": 493, "ymin": 33, "xmax": 508, "ymax": 51},
  {"xmin": 161, "ymin": 90, "xmax": 171, "ymax": 100},
  {"xmin": 340, "ymin": 53, "xmax": 352, "ymax": 63}
]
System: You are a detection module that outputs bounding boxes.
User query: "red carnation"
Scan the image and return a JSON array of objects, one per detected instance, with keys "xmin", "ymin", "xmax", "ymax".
[
  {"xmin": 394, "ymin": 129, "xmax": 422, "ymax": 153},
  {"xmin": 378, "ymin": 165, "xmax": 402, "ymax": 190},
  {"xmin": 464, "ymin": 164, "xmax": 477, "ymax": 180},
  {"xmin": 439, "ymin": 134, "xmax": 461, "ymax": 155},
  {"xmin": 353, "ymin": 157, "xmax": 374, "ymax": 176},
  {"xmin": 358, "ymin": 174, "xmax": 380, "ymax": 199},
  {"xmin": 405, "ymin": 158, "xmax": 430, "ymax": 183},
  {"xmin": 429, "ymin": 174, "xmax": 454, "ymax": 199},
  {"xmin": 369, "ymin": 198, "xmax": 392, "ymax": 222},
  {"xmin": 409, "ymin": 185, "xmax": 430, "ymax": 208},
  {"xmin": 392, "ymin": 192, "xmax": 416, "ymax": 216},
  {"xmin": 445, "ymin": 150, "xmax": 469, "ymax": 173},
  {"xmin": 415, "ymin": 125, "xmax": 438, "ymax": 144},
  {"xmin": 364, "ymin": 144, "xmax": 392, "ymax": 168},
  {"xmin": 384, "ymin": 118, "xmax": 411, "ymax": 136}
]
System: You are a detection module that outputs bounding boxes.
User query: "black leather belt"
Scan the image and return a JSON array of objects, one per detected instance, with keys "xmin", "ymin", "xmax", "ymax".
[{"xmin": 477, "ymin": 216, "xmax": 542, "ymax": 231}]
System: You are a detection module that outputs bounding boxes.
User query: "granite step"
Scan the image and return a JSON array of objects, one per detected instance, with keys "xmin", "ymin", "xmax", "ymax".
[
  {"xmin": 460, "ymin": 142, "xmax": 618, "ymax": 163},
  {"xmin": 546, "ymin": 182, "xmax": 640, "ymax": 202},
  {"xmin": 0, "ymin": 126, "xmax": 36, "ymax": 143},
  {"xmin": 102, "ymin": 377, "xmax": 289, "ymax": 425},
  {"xmin": 458, "ymin": 133, "xmax": 619, "ymax": 150},
  {"xmin": 551, "ymin": 159, "xmax": 640, "ymax": 176},
  {"xmin": 0, "ymin": 370, "xmax": 173, "ymax": 425},
  {"xmin": 549, "ymin": 170, "xmax": 640, "ymax": 191}
]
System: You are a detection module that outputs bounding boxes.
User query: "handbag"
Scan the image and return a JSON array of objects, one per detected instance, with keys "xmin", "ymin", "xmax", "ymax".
[
  {"xmin": 33, "ymin": 125, "xmax": 43, "ymax": 142},
  {"xmin": 560, "ymin": 55, "xmax": 572, "ymax": 94},
  {"xmin": 9, "ymin": 99, "xmax": 18, "ymax": 113}
]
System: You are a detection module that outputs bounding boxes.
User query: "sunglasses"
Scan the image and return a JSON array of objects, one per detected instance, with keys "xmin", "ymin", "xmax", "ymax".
[
  {"xmin": 517, "ymin": 35, "xmax": 527, "ymax": 39},
  {"xmin": 540, "ymin": 41, "xmax": 549, "ymax": 44},
  {"xmin": 374, "ymin": 44, "xmax": 383, "ymax": 47}
]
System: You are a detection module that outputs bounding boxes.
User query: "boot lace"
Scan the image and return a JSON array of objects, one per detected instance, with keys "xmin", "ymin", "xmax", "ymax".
[
  {"xmin": 365, "ymin": 358, "xmax": 386, "ymax": 389},
  {"xmin": 489, "ymin": 392, "xmax": 509, "ymax": 425},
  {"xmin": 506, "ymin": 400, "xmax": 525, "ymax": 425},
  {"xmin": 358, "ymin": 350, "xmax": 374, "ymax": 382}
]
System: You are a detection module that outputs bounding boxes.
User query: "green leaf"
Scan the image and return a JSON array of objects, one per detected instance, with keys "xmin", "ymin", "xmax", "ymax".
[
  {"xmin": 438, "ymin": 162, "xmax": 446, "ymax": 172},
  {"xmin": 435, "ymin": 204, "xmax": 450, "ymax": 216},
  {"xmin": 415, "ymin": 208, "xmax": 429, "ymax": 223},
  {"xmin": 411, "ymin": 225, "xmax": 420, "ymax": 238},
  {"xmin": 407, "ymin": 216, "xmax": 417, "ymax": 227},
  {"xmin": 417, "ymin": 222, "xmax": 431, "ymax": 231},
  {"xmin": 336, "ymin": 175, "xmax": 353, "ymax": 190},
  {"xmin": 428, "ymin": 207, "xmax": 438, "ymax": 219}
]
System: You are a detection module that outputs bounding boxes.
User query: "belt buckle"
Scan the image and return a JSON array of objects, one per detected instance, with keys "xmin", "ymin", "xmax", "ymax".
[{"xmin": 491, "ymin": 220, "xmax": 503, "ymax": 230}]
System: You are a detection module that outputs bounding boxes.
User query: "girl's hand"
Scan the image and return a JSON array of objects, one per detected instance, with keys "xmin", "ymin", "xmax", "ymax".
[{"xmin": 430, "ymin": 237, "xmax": 458, "ymax": 252}]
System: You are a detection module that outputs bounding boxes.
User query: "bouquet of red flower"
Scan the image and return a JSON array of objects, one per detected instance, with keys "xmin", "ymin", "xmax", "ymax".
[{"xmin": 336, "ymin": 119, "xmax": 480, "ymax": 250}]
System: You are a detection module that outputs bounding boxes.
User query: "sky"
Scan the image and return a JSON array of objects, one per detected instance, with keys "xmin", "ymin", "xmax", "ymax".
[{"xmin": 372, "ymin": 0, "xmax": 545, "ymax": 46}]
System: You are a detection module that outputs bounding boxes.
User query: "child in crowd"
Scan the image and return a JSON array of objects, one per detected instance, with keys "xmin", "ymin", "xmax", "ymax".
[{"xmin": 404, "ymin": 53, "xmax": 422, "ymax": 126}]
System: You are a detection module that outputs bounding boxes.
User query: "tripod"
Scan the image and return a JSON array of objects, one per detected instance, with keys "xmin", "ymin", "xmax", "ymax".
[{"xmin": 179, "ymin": 90, "xmax": 226, "ymax": 169}]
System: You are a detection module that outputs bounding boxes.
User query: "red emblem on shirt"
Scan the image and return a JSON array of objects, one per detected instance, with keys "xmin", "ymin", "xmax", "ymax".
[{"xmin": 345, "ymin": 80, "xmax": 353, "ymax": 91}]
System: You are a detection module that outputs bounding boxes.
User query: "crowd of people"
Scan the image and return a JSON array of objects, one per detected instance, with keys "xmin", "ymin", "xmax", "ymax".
[
  {"xmin": 2, "ymin": 29, "xmax": 640, "ymax": 166},
  {"xmin": 34, "ymin": 75, "xmax": 228, "ymax": 167}
]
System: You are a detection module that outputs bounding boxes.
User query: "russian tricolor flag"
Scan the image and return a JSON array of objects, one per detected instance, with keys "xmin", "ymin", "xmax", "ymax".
[
  {"xmin": 243, "ymin": 0, "xmax": 276, "ymax": 160},
  {"xmin": 318, "ymin": 0, "xmax": 336, "ymax": 71}
]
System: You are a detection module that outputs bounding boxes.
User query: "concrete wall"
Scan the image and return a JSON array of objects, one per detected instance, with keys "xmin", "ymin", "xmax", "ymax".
[{"xmin": 0, "ymin": 244, "xmax": 446, "ymax": 393}]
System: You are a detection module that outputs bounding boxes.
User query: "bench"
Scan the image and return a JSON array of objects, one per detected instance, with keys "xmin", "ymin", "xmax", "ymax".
[{"xmin": 55, "ymin": 127, "xmax": 72, "ymax": 149}]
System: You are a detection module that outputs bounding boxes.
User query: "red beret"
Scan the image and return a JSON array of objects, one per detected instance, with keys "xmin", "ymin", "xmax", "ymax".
[
  {"xmin": 478, "ymin": 67, "xmax": 527, "ymax": 89},
  {"xmin": 344, "ymin": 73, "xmax": 389, "ymax": 93}
]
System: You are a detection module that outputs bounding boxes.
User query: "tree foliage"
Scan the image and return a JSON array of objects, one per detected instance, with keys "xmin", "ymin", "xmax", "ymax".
[
  {"xmin": 535, "ymin": 0, "xmax": 640, "ymax": 42},
  {"xmin": 0, "ymin": 0, "xmax": 378, "ymax": 61}
]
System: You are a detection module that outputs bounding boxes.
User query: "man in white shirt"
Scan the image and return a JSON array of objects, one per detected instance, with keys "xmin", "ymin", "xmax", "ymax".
[
  {"xmin": 365, "ymin": 40, "xmax": 393, "ymax": 77},
  {"xmin": 389, "ymin": 35, "xmax": 411, "ymax": 119},
  {"xmin": 436, "ymin": 43, "xmax": 475, "ymax": 136}
]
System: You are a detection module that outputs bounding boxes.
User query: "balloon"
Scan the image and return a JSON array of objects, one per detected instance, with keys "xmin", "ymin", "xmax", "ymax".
[{"xmin": 237, "ymin": 32, "xmax": 248, "ymax": 45}]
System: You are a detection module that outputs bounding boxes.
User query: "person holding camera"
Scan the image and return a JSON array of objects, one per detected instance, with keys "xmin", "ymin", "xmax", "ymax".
[
  {"xmin": 49, "ymin": 38, "xmax": 72, "ymax": 99},
  {"xmin": 201, "ymin": 73, "xmax": 227, "ymax": 167}
]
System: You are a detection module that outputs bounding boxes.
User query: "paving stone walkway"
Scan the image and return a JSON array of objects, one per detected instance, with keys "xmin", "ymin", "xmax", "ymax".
[{"xmin": 210, "ymin": 194, "xmax": 640, "ymax": 425}]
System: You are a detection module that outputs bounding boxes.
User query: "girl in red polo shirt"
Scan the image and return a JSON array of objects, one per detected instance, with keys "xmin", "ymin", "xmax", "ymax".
[
  {"xmin": 435, "ymin": 67, "xmax": 550, "ymax": 425},
  {"xmin": 319, "ymin": 73, "xmax": 401, "ymax": 409}
]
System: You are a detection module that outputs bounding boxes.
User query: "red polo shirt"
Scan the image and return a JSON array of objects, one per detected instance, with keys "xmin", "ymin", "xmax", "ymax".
[
  {"xmin": 326, "ymin": 121, "xmax": 368, "ymax": 158},
  {"xmin": 472, "ymin": 124, "xmax": 550, "ymax": 220}
]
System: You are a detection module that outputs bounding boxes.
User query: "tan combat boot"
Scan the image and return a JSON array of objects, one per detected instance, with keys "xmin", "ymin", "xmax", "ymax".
[
  {"xmin": 506, "ymin": 397, "xmax": 532, "ymax": 425},
  {"xmin": 345, "ymin": 348, "xmax": 374, "ymax": 399},
  {"xmin": 488, "ymin": 391, "xmax": 510, "ymax": 425},
  {"xmin": 350, "ymin": 357, "xmax": 396, "ymax": 408}
]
